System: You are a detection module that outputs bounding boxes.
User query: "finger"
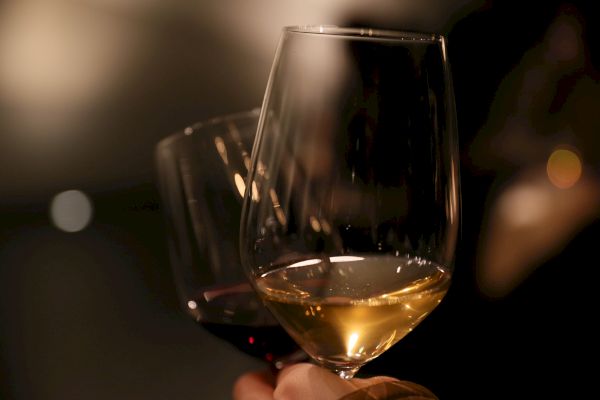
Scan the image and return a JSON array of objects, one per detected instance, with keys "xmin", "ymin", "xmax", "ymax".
[
  {"xmin": 233, "ymin": 370, "xmax": 275, "ymax": 400},
  {"xmin": 274, "ymin": 363, "xmax": 361, "ymax": 400}
]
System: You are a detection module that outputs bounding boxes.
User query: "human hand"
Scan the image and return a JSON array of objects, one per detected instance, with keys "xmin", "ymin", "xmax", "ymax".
[{"xmin": 233, "ymin": 363, "xmax": 438, "ymax": 400}]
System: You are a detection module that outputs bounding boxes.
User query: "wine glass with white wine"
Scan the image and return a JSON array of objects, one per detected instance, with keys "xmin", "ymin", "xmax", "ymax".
[{"xmin": 240, "ymin": 26, "xmax": 459, "ymax": 379}]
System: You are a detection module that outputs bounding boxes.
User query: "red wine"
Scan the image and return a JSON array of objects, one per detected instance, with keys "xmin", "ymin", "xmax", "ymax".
[
  {"xmin": 200, "ymin": 321, "xmax": 299, "ymax": 362},
  {"xmin": 187, "ymin": 282, "xmax": 300, "ymax": 363}
]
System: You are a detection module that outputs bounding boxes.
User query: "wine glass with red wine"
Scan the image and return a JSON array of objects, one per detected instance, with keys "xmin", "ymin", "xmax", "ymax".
[{"xmin": 156, "ymin": 109, "xmax": 304, "ymax": 367}]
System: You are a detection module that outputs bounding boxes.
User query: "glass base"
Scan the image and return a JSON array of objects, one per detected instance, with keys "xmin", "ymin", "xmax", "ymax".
[
  {"xmin": 313, "ymin": 357, "xmax": 364, "ymax": 379},
  {"xmin": 335, "ymin": 366, "xmax": 361, "ymax": 380}
]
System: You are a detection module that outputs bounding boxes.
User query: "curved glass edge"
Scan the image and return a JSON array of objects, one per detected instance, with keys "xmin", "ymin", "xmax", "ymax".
[{"xmin": 156, "ymin": 107, "xmax": 261, "ymax": 150}]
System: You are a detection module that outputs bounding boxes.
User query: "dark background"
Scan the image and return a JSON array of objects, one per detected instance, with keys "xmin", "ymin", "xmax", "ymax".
[{"xmin": 1, "ymin": 1, "xmax": 598, "ymax": 398}]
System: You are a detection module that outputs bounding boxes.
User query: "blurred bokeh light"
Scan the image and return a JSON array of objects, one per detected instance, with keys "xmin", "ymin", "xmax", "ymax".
[
  {"xmin": 49, "ymin": 190, "xmax": 93, "ymax": 232},
  {"xmin": 547, "ymin": 147, "xmax": 582, "ymax": 189}
]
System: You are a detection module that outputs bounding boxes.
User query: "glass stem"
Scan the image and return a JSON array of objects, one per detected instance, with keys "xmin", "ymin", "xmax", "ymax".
[{"xmin": 335, "ymin": 366, "xmax": 360, "ymax": 380}]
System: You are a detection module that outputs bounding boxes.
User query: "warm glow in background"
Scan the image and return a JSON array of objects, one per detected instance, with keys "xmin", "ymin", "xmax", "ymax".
[{"xmin": 0, "ymin": 0, "xmax": 598, "ymax": 398}]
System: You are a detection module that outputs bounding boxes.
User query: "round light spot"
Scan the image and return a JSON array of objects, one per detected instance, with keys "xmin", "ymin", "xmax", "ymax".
[
  {"xmin": 547, "ymin": 147, "xmax": 582, "ymax": 189},
  {"xmin": 50, "ymin": 190, "xmax": 93, "ymax": 232},
  {"xmin": 187, "ymin": 300, "xmax": 197, "ymax": 310}
]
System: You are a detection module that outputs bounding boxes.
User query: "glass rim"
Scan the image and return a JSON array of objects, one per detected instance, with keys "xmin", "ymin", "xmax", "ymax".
[
  {"xmin": 283, "ymin": 25, "xmax": 444, "ymax": 42},
  {"xmin": 156, "ymin": 107, "xmax": 260, "ymax": 149}
]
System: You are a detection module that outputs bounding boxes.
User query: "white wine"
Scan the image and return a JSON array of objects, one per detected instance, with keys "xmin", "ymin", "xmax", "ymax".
[{"xmin": 256, "ymin": 255, "xmax": 450, "ymax": 370}]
